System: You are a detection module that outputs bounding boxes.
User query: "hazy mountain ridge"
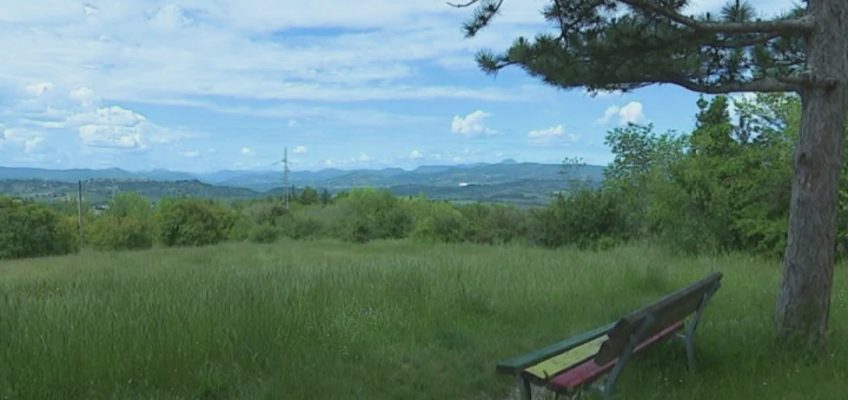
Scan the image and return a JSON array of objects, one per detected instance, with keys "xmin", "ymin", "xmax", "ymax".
[
  {"xmin": 0, "ymin": 161, "xmax": 605, "ymax": 205},
  {"xmin": 0, "ymin": 162, "xmax": 604, "ymax": 191}
]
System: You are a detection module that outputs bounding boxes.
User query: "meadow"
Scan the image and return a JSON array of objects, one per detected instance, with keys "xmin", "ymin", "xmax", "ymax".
[{"xmin": 1, "ymin": 240, "xmax": 847, "ymax": 399}]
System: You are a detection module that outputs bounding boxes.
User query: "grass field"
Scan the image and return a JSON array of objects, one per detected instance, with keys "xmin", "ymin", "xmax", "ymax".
[{"xmin": 1, "ymin": 240, "xmax": 847, "ymax": 399}]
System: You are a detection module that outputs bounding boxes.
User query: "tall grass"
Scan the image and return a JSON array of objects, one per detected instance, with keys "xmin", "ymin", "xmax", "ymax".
[{"xmin": 1, "ymin": 240, "xmax": 846, "ymax": 399}]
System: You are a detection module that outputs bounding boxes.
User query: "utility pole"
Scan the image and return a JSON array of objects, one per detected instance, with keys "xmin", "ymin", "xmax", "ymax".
[
  {"xmin": 77, "ymin": 180, "xmax": 83, "ymax": 242},
  {"xmin": 283, "ymin": 147, "xmax": 290, "ymax": 209}
]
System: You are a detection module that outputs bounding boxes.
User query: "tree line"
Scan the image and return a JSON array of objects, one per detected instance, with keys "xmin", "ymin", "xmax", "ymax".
[{"xmin": 2, "ymin": 93, "xmax": 832, "ymax": 260}]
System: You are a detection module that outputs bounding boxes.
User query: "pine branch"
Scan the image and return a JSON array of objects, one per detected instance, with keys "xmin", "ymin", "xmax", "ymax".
[
  {"xmin": 617, "ymin": 0, "xmax": 814, "ymax": 34},
  {"xmin": 706, "ymin": 32, "xmax": 782, "ymax": 49},
  {"xmin": 446, "ymin": 0, "xmax": 480, "ymax": 7},
  {"xmin": 664, "ymin": 77, "xmax": 798, "ymax": 93}
]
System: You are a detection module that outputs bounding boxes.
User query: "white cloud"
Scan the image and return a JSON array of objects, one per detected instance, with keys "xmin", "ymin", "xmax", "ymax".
[
  {"xmin": 288, "ymin": 119, "xmax": 298, "ymax": 127},
  {"xmin": 25, "ymin": 82, "xmax": 53, "ymax": 96},
  {"xmin": 451, "ymin": 110, "xmax": 495, "ymax": 136},
  {"xmin": 72, "ymin": 106, "xmax": 150, "ymax": 149},
  {"xmin": 0, "ymin": 0, "xmax": 547, "ymax": 109},
  {"xmin": 292, "ymin": 145, "xmax": 307, "ymax": 154},
  {"xmin": 241, "ymin": 147, "xmax": 255, "ymax": 156},
  {"xmin": 83, "ymin": 4, "xmax": 99, "ymax": 16},
  {"xmin": 619, "ymin": 102, "xmax": 645, "ymax": 124},
  {"xmin": 79, "ymin": 124, "xmax": 144, "ymax": 149},
  {"xmin": 357, "ymin": 153, "xmax": 371, "ymax": 162},
  {"xmin": 181, "ymin": 150, "xmax": 200, "ymax": 158},
  {"xmin": 24, "ymin": 136, "xmax": 45, "ymax": 153},
  {"xmin": 528, "ymin": 124, "xmax": 578, "ymax": 146},
  {"xmin": 150, "ymin": 4, "xmax": 193, "ymax": 31},
  {"xmin": 597, "ymin": 107, "xmax": 618, "ymax": 125},
  {"xmin": 71, "ymin": 105, "xmax": 145, "ymax": 127},
  {"xmin": 528, "ymin": 124, "xmax": 564, "ymax": 139},
  {"xmin": 597, "ymin": 101, "xmax": 645, "ymax": 125},
  {"xmin": 409, "ymin": 149, "xmax": 424, "ymax": 160},
  {"xmin": 2, "ymin": 85, "xmax": 183, "ymax": 155},
  {"xmin": 69, "ymin": 87, "xmax": 99, "ymax": 108},
  {"xmin": 1, "ymin": 128, "xmax": 47, "ymax": 154}
]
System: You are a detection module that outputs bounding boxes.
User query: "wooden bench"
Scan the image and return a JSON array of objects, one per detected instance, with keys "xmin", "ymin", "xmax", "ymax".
[{"xmin": 496, "ymin": 272, "xmax": 722, "ymax": 400}]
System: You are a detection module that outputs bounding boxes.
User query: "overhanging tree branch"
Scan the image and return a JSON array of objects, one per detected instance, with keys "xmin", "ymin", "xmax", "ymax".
[
  {"xmin": 452, "ymin": 0, "xmax": 815, "ymax": 36},
  {"xmin": 617, "ymin": 0, "xmax": 814, "ymax": 34},
  {"xmin": 664, "ymin": 77, "xmax": 799, "ymax": 93},
  {"xmin": 705, "ymin": 32, "xmax": 782, "ymax": 48},
  {"xmin": 446, "ymin": 0, "xmax": 480, "ymax": 7}
]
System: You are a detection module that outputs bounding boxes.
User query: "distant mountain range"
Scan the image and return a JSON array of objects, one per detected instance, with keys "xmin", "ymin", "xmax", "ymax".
[{"xmin": 0, "ymin": 161, "xmax": 606, "ymax": 206}]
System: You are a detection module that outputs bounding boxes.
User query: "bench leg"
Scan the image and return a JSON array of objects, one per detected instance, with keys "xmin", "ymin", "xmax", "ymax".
[
  {"xmin": 677, "ymin": 281, "xmax": 720, "ymax": 372},
  {"xmin": 683, "ymin": 334, "xmax": 696, "ymax": 372},
  {"xmin": 517, "ymin": 376, "xmax": 531, "ymax": 400},
  {"xmin": 595, "ymin": 314, "xmax": 657, "ymax": 400}
]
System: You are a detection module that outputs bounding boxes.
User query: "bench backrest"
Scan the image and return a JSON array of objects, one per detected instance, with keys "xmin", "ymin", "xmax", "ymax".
[{"xmin": 594, "ymin": 272, "xmax": 722, "ymax": 365}]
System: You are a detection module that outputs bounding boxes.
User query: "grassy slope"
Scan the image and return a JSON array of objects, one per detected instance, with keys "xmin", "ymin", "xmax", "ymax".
[{"xmin": 1, "ymin": 241, "xmax": 846, "ymax": 399}]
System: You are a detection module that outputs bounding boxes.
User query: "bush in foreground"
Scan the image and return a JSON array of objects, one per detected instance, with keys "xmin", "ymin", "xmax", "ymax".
[
  {"xmin": 330, "ymin": 189, "xmax": 413, "ymax": 243},
  {"xmin": 157, "ymin": 198, "xmax": 229, "ymax": 247},
  {"xmin": 530, "ymin": 189, "xmax": 626, "ymax": 249},
  {"xmin": 88, "ymin": 192, "xmax": 155, "ymax": 251},
  {"xmin": 0, "ymin": 196, "xmax": 78, "ymax": 259}
]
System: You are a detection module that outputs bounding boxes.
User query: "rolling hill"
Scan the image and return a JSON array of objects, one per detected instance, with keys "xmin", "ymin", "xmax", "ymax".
[{"xmin": 0, "ymin": 161, "xmax": 605, "ymax": 206}]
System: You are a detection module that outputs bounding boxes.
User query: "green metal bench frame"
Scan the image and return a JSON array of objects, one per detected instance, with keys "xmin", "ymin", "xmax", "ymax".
[{"xmin": 497, "ymin": 273, "xmax": 723, "ymax": 400}]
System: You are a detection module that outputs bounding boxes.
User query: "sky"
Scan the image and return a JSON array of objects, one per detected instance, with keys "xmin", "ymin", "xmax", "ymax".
[{"xmin": 0, "ymin": 0, "xmax": 798, "ymax": 172}]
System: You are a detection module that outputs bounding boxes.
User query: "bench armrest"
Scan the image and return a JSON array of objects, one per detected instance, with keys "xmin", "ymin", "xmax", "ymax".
[{"xmin": 496, "ymin": 321, "xmax": 616, "ymax": 374}]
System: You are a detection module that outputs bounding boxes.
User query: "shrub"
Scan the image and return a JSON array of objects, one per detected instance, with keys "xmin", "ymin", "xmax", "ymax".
[
  {"xmin": 287, "ymin": 215, "xmax": 323, "ymax": 240},
  {"xmin": 411, "ymin": 199, "xmax": 467, "ymax": 243},
  {"xmin": 298, "ymin": 187, "xmax": 320, "ymax": 206},
  {"xmin": 226, "ymin": 213, "xmax": 253, "ymax": 241},
  {"xmin": 249, "ymin": 223, "xmax": 281, "ymax": 243},
  {"xmin": 530, "ymin": 189, "xmax": 626, "ymax": 249},
  {"xmin": 0, "ymin": 197, "xmax": 78, "ymax": 259},
  {"xmin": 157, "ymin": 198, "xmax": 229, "ymax": 247},
  {"xmin": 330, "ymin": 189, "xmax": 413, "ymax": 243},
  {"xmin": 88, "ymin": 192, "xmax": 154, "ymax": 251},
  {"xmin": 460, "ymin": 203, "xmax": 528, "ymax": 244}
]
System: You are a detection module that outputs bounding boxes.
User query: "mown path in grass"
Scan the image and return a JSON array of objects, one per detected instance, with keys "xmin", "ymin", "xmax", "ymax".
[{"xmin": 1, "ymin": 240, "xmax": 846, "ymax": 399}]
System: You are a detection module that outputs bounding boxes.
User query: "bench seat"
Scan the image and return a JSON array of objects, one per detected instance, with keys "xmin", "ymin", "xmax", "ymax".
[{"xmin": 548, "ymin": 320, "xmax": 683, "ymax": 391}]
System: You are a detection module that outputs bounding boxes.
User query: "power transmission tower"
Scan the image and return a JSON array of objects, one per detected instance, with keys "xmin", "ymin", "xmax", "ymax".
[{"xmin": 273, "ymin": 148, "xmax": 290, "ymax": 209}]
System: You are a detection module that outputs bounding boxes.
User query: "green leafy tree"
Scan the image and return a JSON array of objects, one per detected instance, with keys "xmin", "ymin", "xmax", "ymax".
[
  {"xmin": 530, "ymin": 189, "xmax": 625, "ymax": 249},
  {"xmin": 88, "ymin": 192, "xmax": 155, "ymax": 251},
  {"xmin": 457, "ymin": 0, "xmax": 848, "ymax": 353},
  {"xmin": 0, "ymin": 197, "xmax": 78, "ymax": 259},
  {"xmin": 603, "ymin": 123, "xmax": 686, "ymax": 237},
  {"xmin": 320, "ymin": 189, "xmax": 332, "ymax": 205},
  {"xmin": 410, "ymin": 198, "xmax": 468, "ymax": 243},
  {"xmin": 729, "ymin": 94, "xmax": 796, "ymax": 256},
  {"xmin": 330, "ymin": 189, "xmax": 413, "ymax": 243},
  {"xmin": 157, "ymin": 198, "xmax": 229, "ymax": 247},
  {"xmin": 298, "ymin": 187, "xmax": 320, "ymax": 205}
]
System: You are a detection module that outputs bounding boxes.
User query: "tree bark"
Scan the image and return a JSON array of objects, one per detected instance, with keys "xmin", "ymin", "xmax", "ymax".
[{"xmin": 776, "ymin": 0, "xmax": 848, "ymax": 353}]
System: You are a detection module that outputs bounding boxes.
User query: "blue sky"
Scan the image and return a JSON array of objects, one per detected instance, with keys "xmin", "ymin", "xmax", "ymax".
[{"xmin": 0, "ymin": 0, "xmax": 796, "ymax": 172}]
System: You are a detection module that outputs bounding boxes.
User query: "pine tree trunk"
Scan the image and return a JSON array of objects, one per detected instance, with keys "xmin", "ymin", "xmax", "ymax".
[{"xmin": 775, "ymin": 0, "xmax": 848, "ymax": 353}]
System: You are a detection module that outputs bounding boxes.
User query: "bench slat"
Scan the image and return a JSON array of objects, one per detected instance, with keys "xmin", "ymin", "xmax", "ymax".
[
  {"xmin": 524, "ymin": 334, "xmax": 609, "ymax": 379},
  {"xmin": 548, "ymin": 320, "xmax": 684, "ymax": 391},
  {"xmin": 496, "ymin": 321, "xmax": 616, "ymax": 374}
]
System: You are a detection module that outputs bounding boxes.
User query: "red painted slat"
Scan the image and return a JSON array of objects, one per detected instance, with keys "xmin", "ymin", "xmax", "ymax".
[{"xmin": 548, "ymin": 321, "xmax": 684, "ymax": 391}]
